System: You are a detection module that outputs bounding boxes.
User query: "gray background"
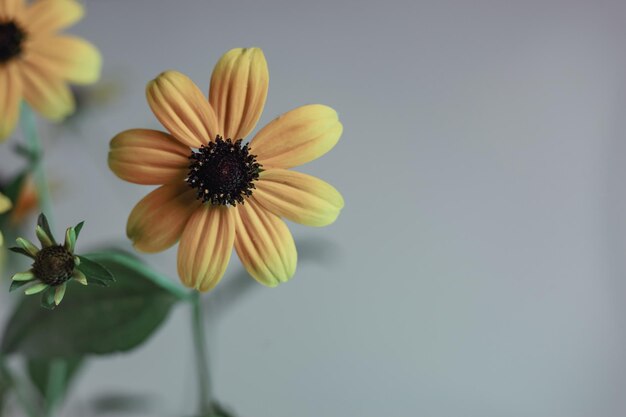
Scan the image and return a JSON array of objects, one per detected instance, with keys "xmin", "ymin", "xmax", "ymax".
[{"xmin": 2, "ymin": 0, "xmax": 626, "ymax": 416}]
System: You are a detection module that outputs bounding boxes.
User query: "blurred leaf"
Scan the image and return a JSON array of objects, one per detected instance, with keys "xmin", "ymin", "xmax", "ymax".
[
  {"xmin": 1, "ymin": 252, "xmax": 182, "ymax": 357},
  {"xmin": 27, "ymin": 358, "xmax": 82, "ymax": 400}
]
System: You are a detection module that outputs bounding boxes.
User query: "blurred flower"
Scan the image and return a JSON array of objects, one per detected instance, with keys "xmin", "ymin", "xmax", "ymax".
[
  {"xmin": 0, "ymin": 192, "xmax": 11, "ymax": 246},
  {"xmin": 9, "ymin": 174, "xmax": 36, "ymax": 225},
  {"xmin": 0, "ymin": 0, "xmax": 102, "ymax": 141},
  {"xmin": 109, "ymin": 47, "xmax": 344, "ymax": 292},
  {"xmin": 9, "ymin": 213, "xmax": 87, "ymax": 308}
]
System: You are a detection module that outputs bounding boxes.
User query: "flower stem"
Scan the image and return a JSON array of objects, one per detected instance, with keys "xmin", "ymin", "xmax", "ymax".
[
  {"xmin": 191, "ymin": 291, "xmax": 214, "ymax": 416},
  {"xmin": 20, "ymin": 102, "xmax": 54, "ymax": 229},
  {"xmin": 43, "ymin": 360, "xmax": 67, "ymax": 417}
]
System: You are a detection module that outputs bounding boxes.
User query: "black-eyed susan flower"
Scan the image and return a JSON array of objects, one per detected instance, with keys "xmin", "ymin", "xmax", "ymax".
[
  {"xmin": 109, "ymin": 48, "xmax": 344, "ymax": 292},
  {"xmin": 0, "ymin": 191, "xmax": 10, "ymax": 246},
  {"xmin": 9, "ymin": 214, "xmax": 113, "ymax": 308},
  {"xmin": 0, "ymin": 0, "xmax": 101, "ymax": 141}
]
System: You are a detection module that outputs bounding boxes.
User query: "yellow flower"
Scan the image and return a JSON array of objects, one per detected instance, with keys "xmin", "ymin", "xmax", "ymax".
[
  {"xmin": 109, "ymin": 48, "xmax": 344, "ymax": 292},
  {"xmin": 0, "ymin": 0, "xmax": 101, "ymax": 141},
  {"xmin": 0, "ymin": 192, "xmax": 11, "ymax": 246}
]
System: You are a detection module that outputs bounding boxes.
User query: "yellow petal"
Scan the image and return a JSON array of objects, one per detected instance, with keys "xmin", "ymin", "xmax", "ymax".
[
  {"xmin": 0, "ymin": 192, "xmax": 12, "ymax": 213},
  {"xmin": 109, "ymin": 129, "xmax": 190, "ymax": 185},
  {"xmin": 25, "ymin": 36, "xmax": 101, "ymax": 84},
  {"xmin": 146, "ymin": 71, "xmax": 218, "ymax": 148},
  {"xmin": 254, "ymin": 169, "xmax": 344, "ymax": 227},
  {"xmin": 0, "ymin": 62, "xmax": 22, "ymax": 141},
  {"xmin": 22, "ymin": 0, "xmax": 83, "ymax": 34},
  {"xmin": 19, "ymin": 60, "xmax": 74, "ymax": 121},
  {"xmin": 127, "ymin": 184, "xmax": 199, "ymax": 253},
  {"xmin": 0, "ymin": 0, "xmax": 24, "ymax": 20},
  {"xmin": 177, "ymin": 205, "xmax": 235, "ymax": 292},
  {"xmin": 209, "ymin": 47, "xmax": 268, "ymax": 140},
  {"xmin": 234, "ymin": 197, "xmax": 297, "ymax": 286},
  {"xmin": 250, "ymin": 104, "xmax": 342, "ymax": 169}
]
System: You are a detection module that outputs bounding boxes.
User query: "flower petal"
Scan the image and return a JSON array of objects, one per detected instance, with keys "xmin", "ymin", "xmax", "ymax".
[
  {"xmin": 250, "ymin": 104, "xmax": 342, "ymax": 169},
  {"xmin": 0, "ymin": 62, "xmax": 22, "ymax": 141},
  {"xmin": 146, "ymin": 71, "xmax": 218, "ymax": 148},
  {"xmin": 0, "ymin": 192, "xmax": 12, "ymax": 213},
  {"xmin": 254, "ymin": 169, "xmax": 344, "ymax": 227},
  {"xmin": 209, "ymin": 47, "xmax": 269, "ymax": 140},
  {"xmin": 234, "ymin": 197, "xmax": 297, "ymax": 286},
  {"xmin": 127, "ymin": 184, "xmax": 199, "ymax": 253},
  {"xmin": 177, "ymin": 205, "xmax": 235, "ymax": 292},
  {"xmin": 109, "ymin": 129, "xmax": 190, "ymax": 185},
  {"xmin": 0, "ymin": 0, "xmax": 24, "ymax": 20},
  {"xmin": 19, "ymin": 60, "xmax": 74, "ymax": 121},
  {"xmin": 25, "ymin": 36, "xmax": 101, "ymax": 84},
  {"xmin": 22, "ymin": 0, "xmax": 83, "ymax": 34}
]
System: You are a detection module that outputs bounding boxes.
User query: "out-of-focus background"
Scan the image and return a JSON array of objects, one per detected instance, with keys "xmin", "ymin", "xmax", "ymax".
[{"xmin": 2, "ymin": 0, "xmax": 626, "ymax": 416}]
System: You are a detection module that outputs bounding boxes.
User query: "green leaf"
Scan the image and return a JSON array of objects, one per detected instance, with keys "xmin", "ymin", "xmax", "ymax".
[
  {"xmin": 27, "ymin": 358, "xmax": 82, "ymax": 400},
  {"xmin": 1, "ymin": 252, "xmax": 182, "ymax": 358},
  {"xmin": 76, "ymin": 256, "xmax": 115, "ymax": 284}
]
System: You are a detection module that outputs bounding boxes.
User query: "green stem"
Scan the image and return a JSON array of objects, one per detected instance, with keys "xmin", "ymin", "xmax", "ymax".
[
  {"xmin": 20, "ymin": 102, "xmax": 54, "ymax": 229},
  {"xmin": 43, "ymin": 360, "xmax": 66, "ymax": 417},
  {"xmin": 191, "ymin": 291, "xmax": 214, "ymax": 416}
]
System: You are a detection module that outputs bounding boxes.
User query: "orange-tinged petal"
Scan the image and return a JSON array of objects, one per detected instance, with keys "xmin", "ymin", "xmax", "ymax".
[
  {"xmin": 25, "ymin": 36, "xmax": 101, "ymax": 84},
  {"xmin": 109, "ymin": 129, "xmax": 190, "ymax": 185},
  {"xmin": 19, "ymin": 60, "xmax": 74, "ymax": 121},
  {"xmin": 127, "ymin": 184, "xmax": 199, "ymax": 253},
  {"xmin": 234, "ymin": 197, "xmax": 297, "ymax": 286},
  {"xmin": 254, "ymin": 169, "xmax": 344, "ymax": 227},
  {"xmin": 177, "ymin": 205, "xmax": 235, "ymax": 292},
  {"xmin": 0, "ymin": 0, "xmax": 24, "ymax": 19},
  {"xmin": 209, "ymin": 47, "xmax": 268, "ymax": 140},
  {"xmin": 22, "ymin": 0, "xmax": 83, "ymax": 34},
  {"xmin": 146, "ymin": 71, "xmax": 218, "ymax": 148},
  {"xmin": 250, "ymin": 104, "xmax": 342, "ymax": 168},
  {"xmin": 0, "ymin": 62, "xmax": 22, "ymax": 141}
]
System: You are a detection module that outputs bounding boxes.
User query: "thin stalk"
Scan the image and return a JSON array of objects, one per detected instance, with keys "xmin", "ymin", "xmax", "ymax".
[
  {"xmin": 191, "ymin": 291, "xmax": 214, "ymax": 416},
  {"xmin": 20, "ymin": 102, "xmax": 54, "ymax": 229},
  {"xmin": 0, "ymin": 359, "xmax": 39, "ymax": 417}
]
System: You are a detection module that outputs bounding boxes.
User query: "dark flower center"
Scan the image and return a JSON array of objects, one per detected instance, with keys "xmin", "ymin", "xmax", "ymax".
[
  {"xmin": 32, "ymin": 246, "xmax": 75, "ymax": 286},
  {"xmin": 186, "ymin": 136, "xmax": 261, "ymax": 206},
  {"xmin": 0, "ymin": 21, "xmax": 26, "ymax": 63}
]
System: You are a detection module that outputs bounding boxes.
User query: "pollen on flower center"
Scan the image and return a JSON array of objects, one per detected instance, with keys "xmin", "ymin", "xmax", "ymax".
[
  {"xmin": 32, "ymin": 245, "xmax": 76, "ymax": 286},
  {"xmin": 186, "ymin": 136, "xmax": 261, "ymax": 206},
  {"xmin": 0, "ymin": 21, "xmax": 26, "ymax": 63}
]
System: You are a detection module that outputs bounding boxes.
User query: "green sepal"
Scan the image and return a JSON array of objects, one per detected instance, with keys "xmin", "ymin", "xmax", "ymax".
[
  {"xmin": 41, "ymin": 288, "xmax": 57, "ymax": 310},
  {"xmin": 8, "ymin": 246, "xmax": 34, "ymax": 258},
  {"xmin": 10, "ymin": 280, "xmax": 31, "ymax": 292},
  {"xmin": 76, "ymin": 256, "xmax": 115, "ymax": 285},
  {"xmin": 37, "ymin": 213, "xmax": 56, "ymax": 245},
  {"xmin": 74, "ymin": 221, "xmax": 85, "ymax": 239}
]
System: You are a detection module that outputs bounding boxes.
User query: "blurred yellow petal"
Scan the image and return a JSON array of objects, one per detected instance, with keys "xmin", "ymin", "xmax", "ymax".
[
  {"xmin": 0, "ymin": 62, "xmax": 22, "ymax": 141},
  {"xmin": 255, "ymin": 169, "xmax": 344, "ymax": 227},
  {"xmin": 234, "ymin": 197, "xmax": 296, "ymax": 286},
  {"xmin": 0, "ymin": 0, "xmax": 24, "ymax": 20},
  {"xmin": 177, "ymin": 205, "xmax": 235, "ymax": 292},
  {"xmin": 127, "ymin": 184, "xmax": 199, "ymax": 253},
  {"xmin": 250, "ymin": 104, "xmax": 342, "ymax": 168},
  {"xmin": 20, "ymin": 60, "xmax": 74, "ymax": 121},
  {"xmin": 209, "ymin": 47, "xmax": 268, "ymax": 140},
  {"xmin": 26, "ymin": 36, "xmax": 101, "ymax": 84},
  {"xmin": 0, "ymin": 192, "xmax": 12, "ymax": 213},
  {"xmin": 146, "ymin": 70, "xmax": 218, "ymax": 148},
  {"xmin": 22, "ymin": 0, "xmax": 83, "ymax": 34},
  {"xmin": 109, "ymin": 129, "xmax": 190, "ymax": 185}
]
